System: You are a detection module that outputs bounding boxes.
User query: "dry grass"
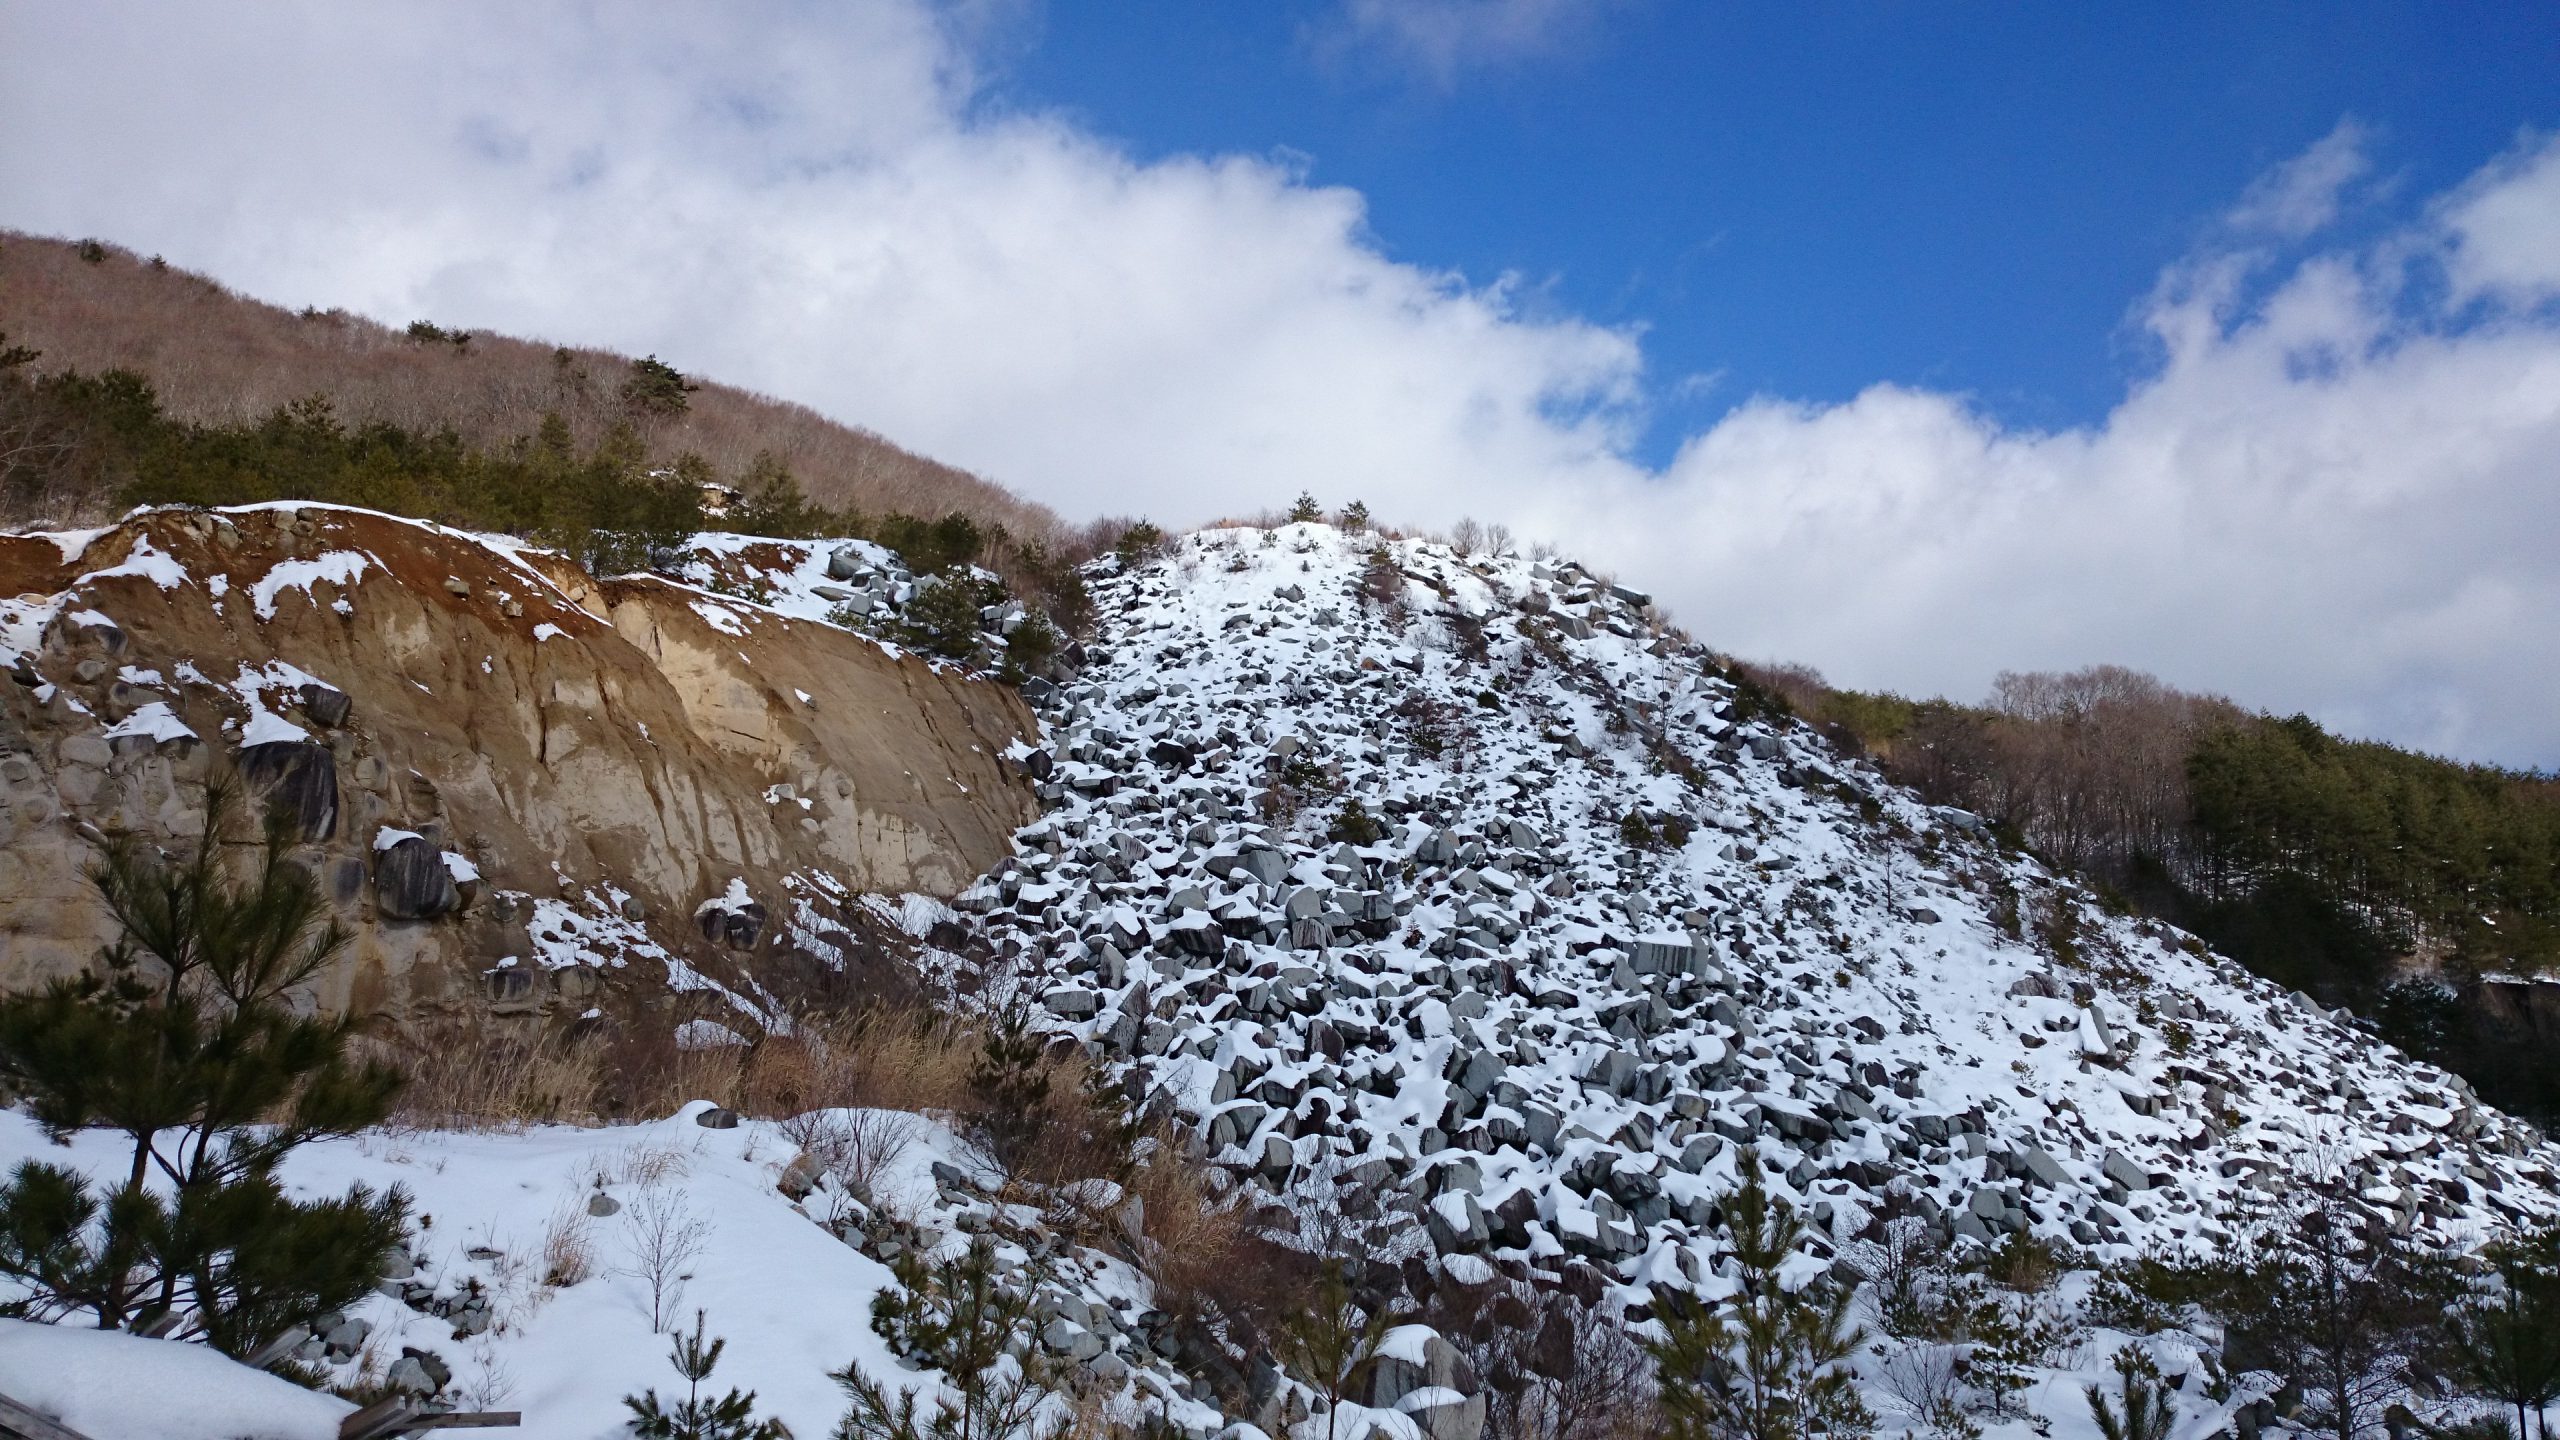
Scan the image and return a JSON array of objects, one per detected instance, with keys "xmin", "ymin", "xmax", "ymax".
[
  {"xmin": 1122, "ymin": 1131, "xmax": 1259, "ymax": 1324},
  {"xmin": 768, "ymin": 1007, "xmax": 980, "ymax": 1119},
  {"xmin": 0, "ymin": 231, "xmax": 1058, "ymax": 537},
  {"xmin": 375, "ymin": 994, "xmax": 992, "ymax": 1134},
  {"xmin": 385, "ymin": 1019, "xmax": 606, "ymax": 1131},
  {"xmin": 616, "ymin": 1035, "xmax": 754, "ymax": 1123},
  {"xmin": 539, "ymin": 1197, "xmax": 598, "ymax": 1289}
]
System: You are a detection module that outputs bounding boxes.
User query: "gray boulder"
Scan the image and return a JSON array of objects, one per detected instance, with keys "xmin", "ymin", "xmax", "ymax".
[
  {"xmin": 374, "ymin": 834, "xmax": 460, "ymax": 920},
  {"xmin": 239, "ymin": 739, "xmax": 338, "ymax": 841}
]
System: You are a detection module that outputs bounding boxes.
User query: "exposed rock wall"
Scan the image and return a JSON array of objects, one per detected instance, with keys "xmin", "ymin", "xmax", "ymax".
[{"xmin": 0, "ymin": 505, "xmax": 1037, "ymax": 1029}]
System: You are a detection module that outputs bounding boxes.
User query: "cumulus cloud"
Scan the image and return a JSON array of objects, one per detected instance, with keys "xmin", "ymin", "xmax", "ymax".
[
  {"xmin": 1572, "ymin": 127, "xmax": 2560, "ymax": 767},
  {"xmin": 2435, "ymin": 129, "xmax": 2560, "ymax": 307},
  {"xmin": 2, "ymin": 6, "xmax": 2557, "ymax": 765}
]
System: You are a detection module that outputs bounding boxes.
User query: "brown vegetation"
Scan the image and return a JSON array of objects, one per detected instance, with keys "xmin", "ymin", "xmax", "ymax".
[
  {"xmin": 0, "ymin": 231, "xmax": 1056, "ymax": 537},
  {"xmin": 1739, "ymin": 659, "xmax": 2235, "ymax": 882}
]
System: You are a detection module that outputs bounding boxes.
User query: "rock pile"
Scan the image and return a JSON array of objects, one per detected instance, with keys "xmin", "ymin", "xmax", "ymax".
[{"xmin": 960, "ymin": 523, "xmax": 2557, "ymax": 1314}]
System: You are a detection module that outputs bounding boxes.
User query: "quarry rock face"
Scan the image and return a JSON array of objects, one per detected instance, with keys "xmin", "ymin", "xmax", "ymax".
[{"xmin": 0, "ymin": 505, "xmax": 1038, "ymax": 1028}]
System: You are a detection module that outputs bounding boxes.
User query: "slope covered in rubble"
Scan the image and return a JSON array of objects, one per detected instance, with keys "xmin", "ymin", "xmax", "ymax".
[{"xmin": 986, "ymin": 521, "xmax": 2560, "ymax": 1295}]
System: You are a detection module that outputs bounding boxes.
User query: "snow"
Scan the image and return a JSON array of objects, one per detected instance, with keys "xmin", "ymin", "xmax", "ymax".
[
  {"xmin": 227, "ymin": 659, "xmax": 331, "ymax": 747},
  {"xmin": 249, "ymin": 550, "xmax": 373, "ymax": 620},
  {"xmin": 694, "ymin": 876, "xmax": 756, "ymax": 918},
  {"xmin": 532, "ymin": 622, "xmax": 565, "ymax": 641},
  {"xmin": 673, "ymin": 1018, "xmax": 749, "ymax": 1050},
  {"xmin": 83, "ymin": 534, "xmax": 188, "ymax": 590},
  {"xmin": 0, "ymin": 1319, "xmax": 349, "ymax": 1440},
  {"xmin": 442, "ymin": 851, "xmax": 481, "ymax": 884},
  {"xmin": 240, "ymin": 708, "xmax": 310, "ymax": 746},
  {"xmin": 988, "ymin": 520, "xmax": 2560, "ymax": 1296},
  {"xmin": 100, "ymin": 701, "xmax": 197, "ymax": 744},
  {"xmin": 691, "ymin": 599, "xmax": 750, "ymax": 637},
  {"xmin": 0, "ymin": 1106, "xmax": 981, "ymax": 1439},
  {"xmin": 373, "ymin": 827, "xmax": 421, "ymax": 851},
  {"xmin": 32, "ymin": 526, "xmax": 111, "ymax": 563}
]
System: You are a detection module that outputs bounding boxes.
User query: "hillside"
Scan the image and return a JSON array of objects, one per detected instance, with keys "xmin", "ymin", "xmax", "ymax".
[
  {"xmin": 0, "ymin": 506, "xmax": 2556, "ymax": 1438},
  {"xmin": 995, "ymin": 524, "xmax": 2559, "ymax": 1264},
  {"xmin": 0, "ymin": 232, "xmax": 1055, "ymax": 538},
  {"xmin": 1744, "ymin": 662, "xmax": 2560, "ymax": 1119}
]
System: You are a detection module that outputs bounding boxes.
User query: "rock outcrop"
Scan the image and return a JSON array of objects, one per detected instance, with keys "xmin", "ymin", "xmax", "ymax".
[{"xmin": 0, "ymin": 504, "xmax": 1038, "ymax": 1028}]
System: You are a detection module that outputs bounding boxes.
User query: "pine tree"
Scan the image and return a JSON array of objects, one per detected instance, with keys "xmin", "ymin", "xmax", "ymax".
[
  {"xmin": 900, "ymin": 574, "xmax": 997, "ymax": 662},
  {"xmin": 2086, "ymin": 1348, "xmax": 2175, "ymax": 1440},
  {"xmin": 1329, "ymin": 798, "xmax": 1384, "ymax": 846},
  {"xmin": 1288, "ymin": 491, "xmax": 1323, "ymax": 524},
  {"xmin": 0, "ymin": 776, "xmax": 409, "ymax": 1354},
  {"xmin": 626, "ymin": 1309, "xmax": 794, "ymax": 1439},
  {"xmin": 732, "ymin": 451, "xmax": 824, "ymax": 539},
  {"xmin": 2216, "ymin": 1179, "xmax": 2457, "ymax": 1440},
  {"xmin": 966, "ymin": 995, "xmax": 1053, "ymax": 1171},
  {"xmin": 2448, "ymin": 1226, "xmax": 2560, "ymax": 1440},
  {"xmin": 1649, "ymin": 1154, "xmax": 1874, "ymax": 1440},
  {"xmin": 1336, "ymin": 500, "xmax": 1371, "ymax": 533},
  {"xmin": 1115, "ymin": 522, "xmax": 1165, "ymax": 563},
  {"xmin": 835, "ymin": 1238, "xmax": 1060, "ymax": 1440},
  {"xmin": 622, "ymin": 354, "xmax": 700, "ymax": 417}
]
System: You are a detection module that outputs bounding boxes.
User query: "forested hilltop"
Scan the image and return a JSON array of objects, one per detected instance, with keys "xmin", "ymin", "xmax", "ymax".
[
  {"xmin": 1744, "ymin": 662, "xmax": 2560, "ymax": 1116},
  {"xmin": 0, "ymin": 231, "xmax": 1053, "ymax": 535}
]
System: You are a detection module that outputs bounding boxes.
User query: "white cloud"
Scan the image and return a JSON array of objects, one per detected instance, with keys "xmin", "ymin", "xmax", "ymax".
[
  {"xmin": 1317, "ymin": 0, "xmax": 1619, "ymax": 86},
  {"xmin": 2, "ymin": 7, "xmax": 2557, "ymax": 765},
  {"xmin": 2435, "ymin": 127, "xmax": 2560, "ymax": 308},
  {"xmin": 2224, "ymin": 117, "xmax": 2372, "ymax": 239}
]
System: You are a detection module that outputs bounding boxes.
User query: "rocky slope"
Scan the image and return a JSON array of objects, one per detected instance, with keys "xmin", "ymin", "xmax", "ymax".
[
  {"xmin": 0, "ymin": 503, "xmax": 1038, "ymax": 1030},
  {"xmin": 6, "ymin": 510, "xmax": 2560, "ymax": 1440},
  {"xmin": 987, "ymin": 522, "xmax": 2560, "ymax": 1292}
]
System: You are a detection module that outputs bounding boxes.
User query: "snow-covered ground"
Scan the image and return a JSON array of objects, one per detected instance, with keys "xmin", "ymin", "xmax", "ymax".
[
  {"xmin": 0, "ymin": 1102, "xmax": 1218, "ymax": 1439},
  {"xmin": 0, "ymin": 1319, "xmax": 352, "ymax": 1440}
]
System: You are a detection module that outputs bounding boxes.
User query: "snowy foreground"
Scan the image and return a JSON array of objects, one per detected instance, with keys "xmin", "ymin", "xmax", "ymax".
[
  {"xmin": 0, "ymin": 1104, "xmax": 2224, "ymax": 1440},
  {"xmin": 0, "ymin": 1103, "xmax": 1155, "ymax": 1440}
]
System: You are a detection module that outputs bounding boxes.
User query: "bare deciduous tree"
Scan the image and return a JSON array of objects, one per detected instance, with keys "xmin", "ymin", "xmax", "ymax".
[{"xmin": 619, "ymin": 1189, "xmax": 712, "ymax": 1334}]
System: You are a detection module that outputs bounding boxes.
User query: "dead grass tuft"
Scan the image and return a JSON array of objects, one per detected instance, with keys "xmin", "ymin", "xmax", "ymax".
[
  {"xmin": 539, "ymin": 1196, "xmax": 597, "ymax": 1288},
  {"xmin": 384, "ymin": 1019, "xmax": 605, "ymax": 1131}
]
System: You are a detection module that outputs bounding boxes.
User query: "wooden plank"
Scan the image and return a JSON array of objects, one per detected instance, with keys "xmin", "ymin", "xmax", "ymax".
[
  {"xmin": 245, "ymin": 1325, "xmax": 311, "ymax": 1372},
  {"xmin": 338, "ymin": 1397, "xmax": 420, "ymax": 1440},
  {"xmin": 0, "ymin": 1390, "xmax": 95, "ymax": 1440},
  {"xmin": 338, "ymin": 1400, "xmax": 520, "ymax": 1439}
]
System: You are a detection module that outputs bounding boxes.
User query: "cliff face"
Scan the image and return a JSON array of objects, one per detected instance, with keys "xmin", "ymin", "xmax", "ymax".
[{"xmin": 0, "ymin": 504, "xmax": 1037, "ymax": 1028}]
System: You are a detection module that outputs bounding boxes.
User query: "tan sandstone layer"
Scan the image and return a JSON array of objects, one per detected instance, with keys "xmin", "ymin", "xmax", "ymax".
[{"xmin": 0, "ymin": 505, "xmax": 1036, "ymax": 1029}]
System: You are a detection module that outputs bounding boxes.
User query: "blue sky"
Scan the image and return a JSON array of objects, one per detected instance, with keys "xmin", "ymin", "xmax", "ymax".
[
  {"xmin": 1002, "ymin": 3, "xmax": 2560, "ymax": 464},
  {"xmin": 6, "ymin": 2, "xmax": 2560, "ymax": 763}
]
